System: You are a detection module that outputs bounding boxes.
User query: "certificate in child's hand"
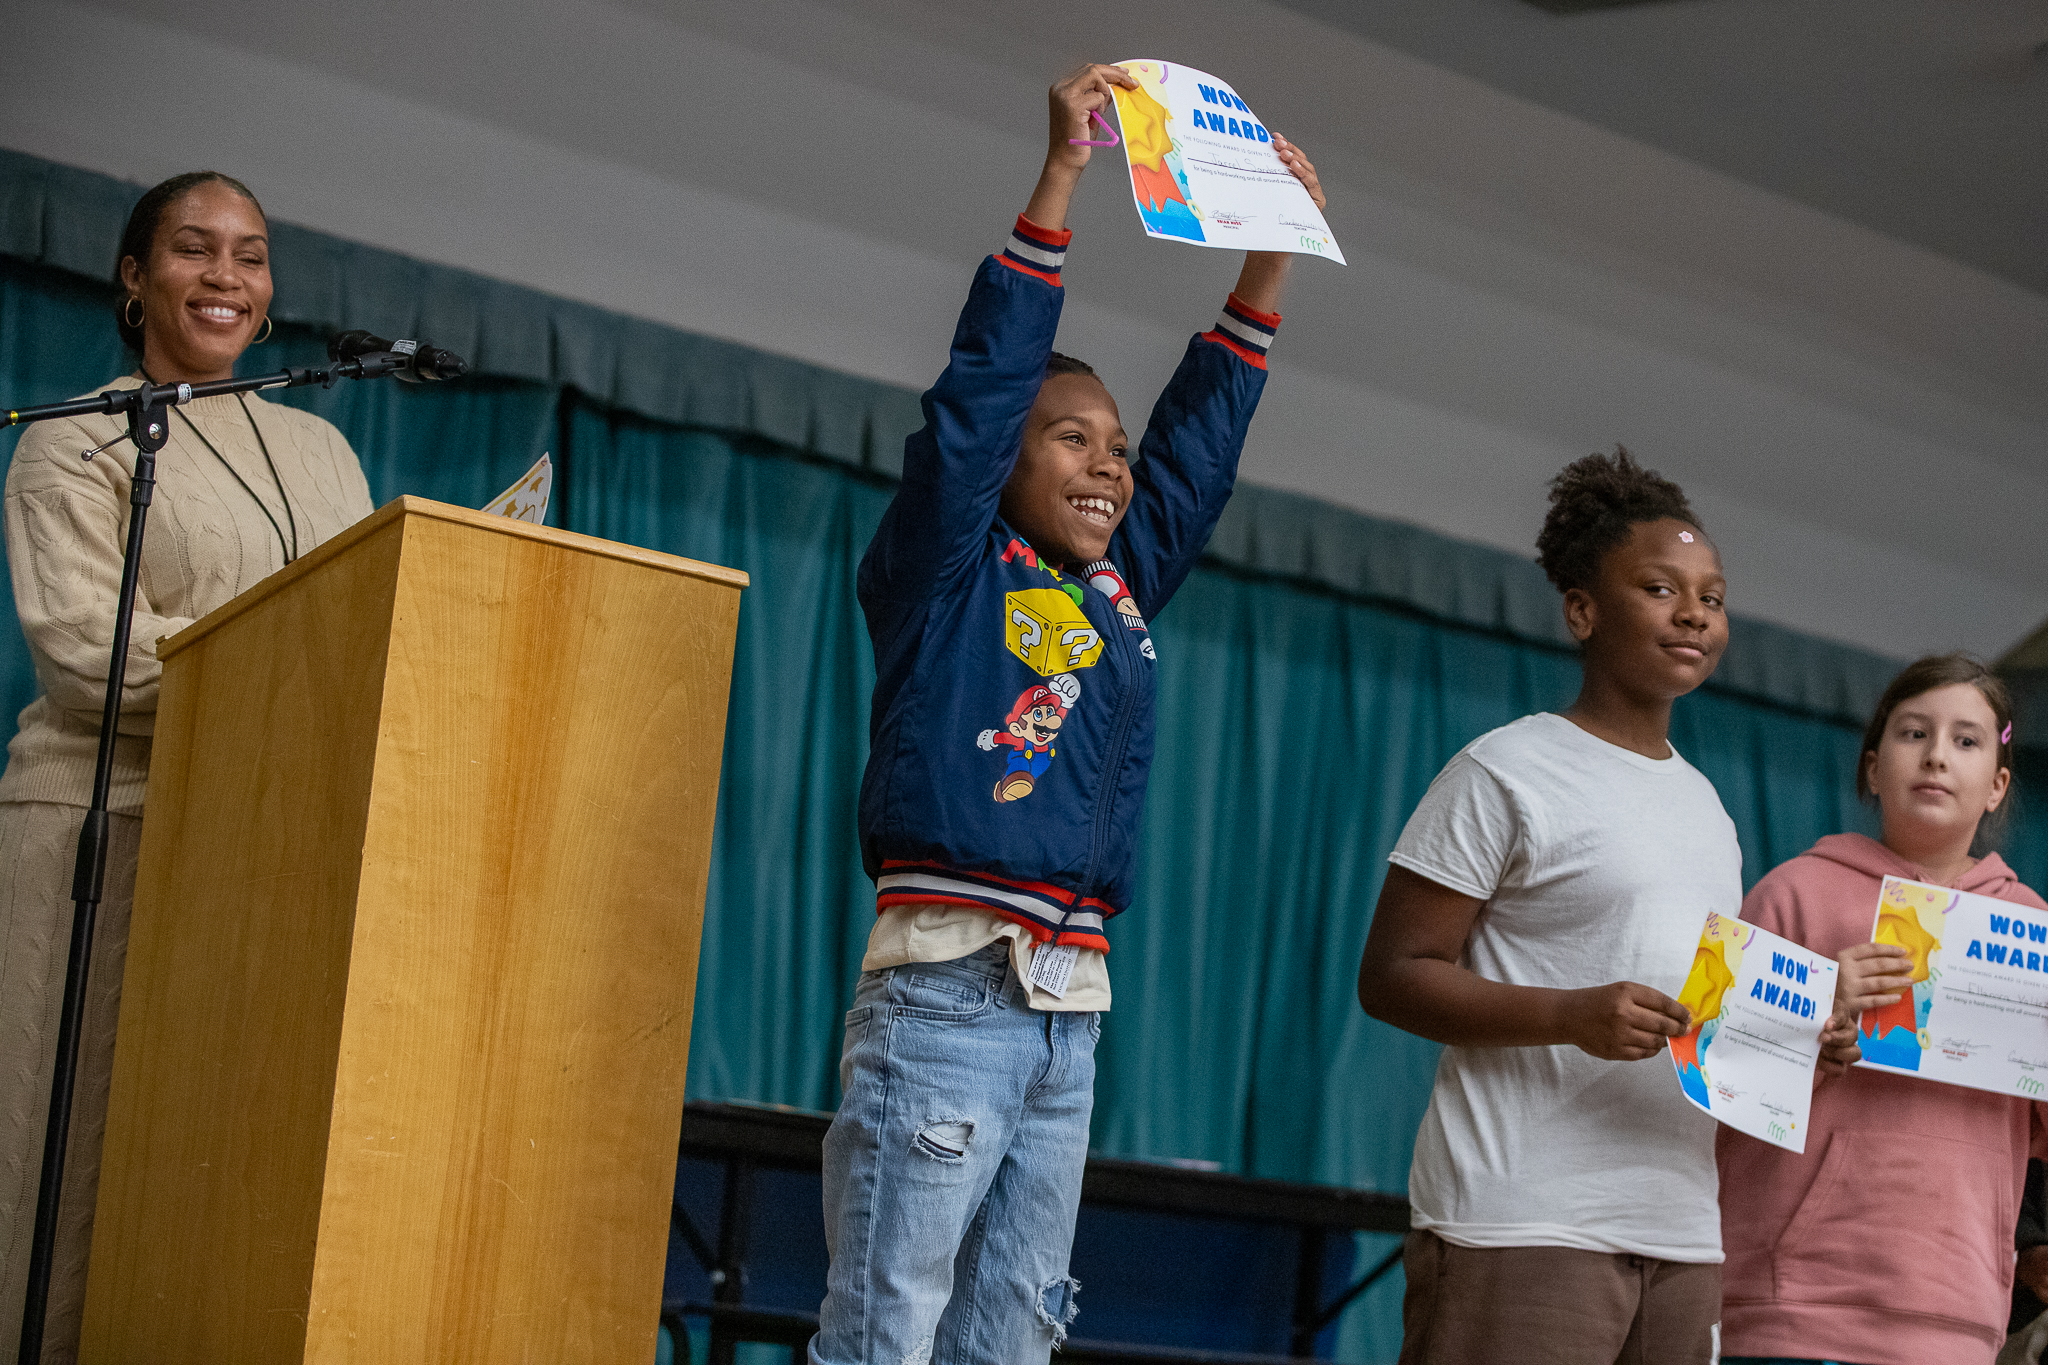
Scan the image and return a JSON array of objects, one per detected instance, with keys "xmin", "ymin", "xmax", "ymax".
[
  {"xmin": 1855, "ymin": 876, "xmax": 2048, "ymax": 1099},
  {"xmin": 1669, "ymin": 912, "xmax": 1836, "ymax": 1152},
  {"xmin": 1107, "ymin": 61, "xmax": 1344, "ymax": 262}
]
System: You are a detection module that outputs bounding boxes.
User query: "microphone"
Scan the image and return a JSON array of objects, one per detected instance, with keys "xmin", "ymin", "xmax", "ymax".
[{"xmin": 326, "ymin": 330, "xmax": 469, "ymax": 382}]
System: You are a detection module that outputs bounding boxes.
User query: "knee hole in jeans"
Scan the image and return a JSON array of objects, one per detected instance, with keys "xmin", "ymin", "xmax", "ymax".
[{"xmin": 1037, "ymin": 1274, "xmax": 1081, "ymax": 1346}]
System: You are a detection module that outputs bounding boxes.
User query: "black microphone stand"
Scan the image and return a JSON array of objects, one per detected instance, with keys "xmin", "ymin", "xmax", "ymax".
[{"xmin": 2, "ymin": 351, "xmax": 415, "ymax": 1361}]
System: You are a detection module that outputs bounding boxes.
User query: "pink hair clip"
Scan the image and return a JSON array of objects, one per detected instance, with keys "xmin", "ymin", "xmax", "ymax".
[
  {"xmin": 2002, "ymin": 721, "xmax": 2014, "ymax": 745},
  {"xmin": 1070, "ymin": 108, "xmax": 1121, "ymax": 147}
]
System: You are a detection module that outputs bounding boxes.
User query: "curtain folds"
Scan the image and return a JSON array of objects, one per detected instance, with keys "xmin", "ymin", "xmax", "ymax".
[{"xmin": 0, "ymin": 148, "xmax": 1903, "ymax": 723}]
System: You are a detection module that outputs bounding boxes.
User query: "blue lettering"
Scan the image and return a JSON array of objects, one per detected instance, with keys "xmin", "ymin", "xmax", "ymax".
[
  {"xmin": 1233, "ymin": 94, "xmax": 1251, "ymax": 113},
  {"xmin": 2031, "ymin": 950, "xmax": 2042, "ymax": 972},
  {"xmin": 1750, "ymin": 979, "xmax": 1764, "ymax": 999},
  {"xmin": 1766, "ymin": 952, "xmax": 1815, "ymax": 989},
  {"xmin": 1255, "ymin": 124, "xmax": 1270, "ymax": 143},
  {"xmin": 1988, "ymin": 942, "xmax": 2010, "ymax": 965},
  {"xmin": 1804, "ymin": 996, "xmax": 1815, "ymax": 1018},
  {"xmin": 1228, "ymin": 118, "xmax": 1244, "ymax": 138},
  {"xmin": 1970, "ymin": 939, "xmax": 1985, "ymax": 960},
  {"xmin": 1992, "ymin": 914, "xmax": 2011, "ymax": 935},
  {"xmin": 2032, "ymin": 922, "xmax": 2047, "ymax": 944},
  {"xmin": 1197, "ymin": 84, "xmax": 1221, "ymax": 105},
  {"xmin": 1763, "ymin": 983, "xmax": 1781, "ymax": 1006}
]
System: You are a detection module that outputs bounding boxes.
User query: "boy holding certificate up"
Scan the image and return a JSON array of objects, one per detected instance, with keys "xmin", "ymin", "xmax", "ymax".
[
  {"xmin": 812, "ymin": 64, "xmax": 1325, "ymax": 1363},
  {"xmin": 1716, "ymin": 654, "xmax": 2047, "ymax": 1365},
  {"xmin": 1358, "ymin": 451, "xmax": 1740, "ymax": 1365}
]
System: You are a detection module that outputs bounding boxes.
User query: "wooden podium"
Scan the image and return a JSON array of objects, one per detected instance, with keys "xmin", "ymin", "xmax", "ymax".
[{"xmin": 79, "ymin": 497, "xmax": 747, "ymax": 1364}]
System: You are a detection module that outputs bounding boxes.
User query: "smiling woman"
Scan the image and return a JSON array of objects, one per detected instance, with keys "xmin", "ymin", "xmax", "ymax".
[
  {"xmin": 114, "ymin": 173, "xmax": 276, "ymax": 379},
  {"xmin": 0, "ymin": 172, "xmax": 376, "ymax": 1361}
]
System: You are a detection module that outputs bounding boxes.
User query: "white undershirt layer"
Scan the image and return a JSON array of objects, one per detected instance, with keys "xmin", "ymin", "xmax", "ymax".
[{"xmin": 862, "ymin": 903, "xmax": 1110, "ymax": 1011}]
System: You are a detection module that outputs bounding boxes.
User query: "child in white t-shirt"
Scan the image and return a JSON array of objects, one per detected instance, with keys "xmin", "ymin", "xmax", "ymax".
[{"xmin": 1357, "ymin": 449, "xmax": 1742, "ymax": 1365}]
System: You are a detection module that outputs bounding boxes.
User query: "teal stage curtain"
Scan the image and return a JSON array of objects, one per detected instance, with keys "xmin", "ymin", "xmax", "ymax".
[{"xmin": 8, "ymin": 149, "xmax": 2042, "ymax": 1358}]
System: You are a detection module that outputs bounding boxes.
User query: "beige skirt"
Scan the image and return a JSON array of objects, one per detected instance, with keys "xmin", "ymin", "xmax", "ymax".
[{"xmin": 0, "ymin": 801, "xmax": 141, "ymax": 1365}]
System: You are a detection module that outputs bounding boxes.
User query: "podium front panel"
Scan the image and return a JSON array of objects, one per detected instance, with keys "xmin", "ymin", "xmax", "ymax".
[{"xmin": 83, "ymin": 498, "xmax": 745, "ymax": 1364}]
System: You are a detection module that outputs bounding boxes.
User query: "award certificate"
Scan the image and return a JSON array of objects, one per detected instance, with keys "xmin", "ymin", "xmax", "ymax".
[
  {"xmin": 1856, "ymin": 875, "xmax": 2048, "ymax": 1099},
  {"xmin": 1108, "ymin": 61, "xmax": 1344, "ymax": 262},
  {"xmin": 1671, "ymin": 911, "xmax": 1837, "ymax": 1152}
]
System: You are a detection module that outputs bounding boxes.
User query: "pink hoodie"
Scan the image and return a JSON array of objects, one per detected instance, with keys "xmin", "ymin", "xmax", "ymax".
[{"xmin": 1717, "ymin": 833, "xmax": 2048, "ymax": 1365}]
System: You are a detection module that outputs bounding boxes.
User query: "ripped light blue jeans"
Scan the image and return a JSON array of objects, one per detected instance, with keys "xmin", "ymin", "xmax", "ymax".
[{"xmin": 810, "ymin": 943, "xmax": 1100, "ymax": 1365}]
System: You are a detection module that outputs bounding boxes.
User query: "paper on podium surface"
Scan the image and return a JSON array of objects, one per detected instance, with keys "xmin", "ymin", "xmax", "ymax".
[
  {"xmin": 1108, "ymin": 61, "xmax": 1344, "ymax": 263},
  {"xmin": 1855, "ymin": 875, "xmax": 2048, "ymax": 1099},
  {"xmin": 1669, "ymin": 911, "xmax": 1836, "ymax": 1152},
  {"xmin": 483, "ymin": 453, "xmax": 552, "ymax": 524}
]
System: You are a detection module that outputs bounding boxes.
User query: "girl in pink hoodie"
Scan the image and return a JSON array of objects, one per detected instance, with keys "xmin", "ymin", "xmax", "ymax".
[{"xmin": 1718, "ymin": 653, "xmax": 2047, "ymax": 1365}]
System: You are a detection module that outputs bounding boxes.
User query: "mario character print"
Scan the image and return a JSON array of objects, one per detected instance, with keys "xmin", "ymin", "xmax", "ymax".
[{"xmin": 978, "ymin": 673, "xmax": 1081, "ymax": 802}]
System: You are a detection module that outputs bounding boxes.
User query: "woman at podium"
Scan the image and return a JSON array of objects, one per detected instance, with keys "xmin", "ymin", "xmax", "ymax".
[{"xmin": 0, "ymin": 171, "xmax": 374, "ymax": 1360}]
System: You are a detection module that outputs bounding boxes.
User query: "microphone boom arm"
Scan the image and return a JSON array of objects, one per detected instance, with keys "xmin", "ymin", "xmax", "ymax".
[{"xmin": 4, "ymin": 356, "xmax": 416, "ymax": 431}]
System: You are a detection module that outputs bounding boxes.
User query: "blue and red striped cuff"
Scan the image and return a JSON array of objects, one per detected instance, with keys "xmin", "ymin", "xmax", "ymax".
[
  {"xmin": 1202, "ymin": 293, "xmax": 1282, "ymax": 370},
  {"xmin": 876, "ymin": 859, "xmax": 1115, "ymax": 952},
  {"xmin": 997, "ymin": 214, "xmax": 1071, "ymax": 286}
]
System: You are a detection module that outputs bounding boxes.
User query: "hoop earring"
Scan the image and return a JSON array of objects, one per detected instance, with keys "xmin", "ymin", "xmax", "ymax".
[
  {"xmin": 253, "ymin": 315, "xmax": 274, "ymax": 345},
  {"xmin": 124, "ymin": 296, "xmax": 144, "ymax": 328}
]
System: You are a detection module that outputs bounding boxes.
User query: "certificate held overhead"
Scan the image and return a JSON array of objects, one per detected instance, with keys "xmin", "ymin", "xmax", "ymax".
[{"xmin": 1109, "ymin": 61, "xmax": 1344, "ymax": 262}]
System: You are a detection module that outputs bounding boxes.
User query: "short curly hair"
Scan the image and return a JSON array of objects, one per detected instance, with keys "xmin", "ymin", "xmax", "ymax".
[
  {"xmin": 1535, "ymin": 447, "xmax": 1703, "ymax": 593},
  {"xmin": 1046, "ymin": 351, "xmax": 1096, "ymax": 380}
]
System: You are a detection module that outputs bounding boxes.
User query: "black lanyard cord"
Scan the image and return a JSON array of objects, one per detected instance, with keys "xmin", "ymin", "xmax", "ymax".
[{"xmin": 141, "ymin": 372, "xmax": 300, "ymax": 565}]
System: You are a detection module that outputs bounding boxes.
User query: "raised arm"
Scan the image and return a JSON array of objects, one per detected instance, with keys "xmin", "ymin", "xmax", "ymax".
[
  {"xmin": 1024, "ymin": 64, "xmax": 1139, "ymax": 233},
  {"xmin": 862, "ymin": 64, "xmax": 1136, "ymax": 600},
  {"xmin": 1108, "ymin": 136, "xmax": 1326, "ymax": 616},
  {"xmin": 1229, "ymin": 135, "xmax": 1320, "ymax": 315}
]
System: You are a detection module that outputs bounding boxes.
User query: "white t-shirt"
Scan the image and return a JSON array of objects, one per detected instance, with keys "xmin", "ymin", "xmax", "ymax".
[{"xmin": 1387, "ymin": 712, "xmax": 1741, "ymax": 1263}]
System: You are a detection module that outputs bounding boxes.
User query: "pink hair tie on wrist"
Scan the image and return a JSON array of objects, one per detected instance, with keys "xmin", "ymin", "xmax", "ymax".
[{"xmin": 1070, "ymin": 109, "xmax": 1121, "ymax": 147}]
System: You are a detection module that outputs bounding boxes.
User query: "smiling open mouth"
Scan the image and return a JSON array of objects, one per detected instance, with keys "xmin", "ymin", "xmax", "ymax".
[
  {"xmin": 1067, "ymin": 495, "xmax": 1115, "ymax": 524},
  {"xmin": 191, "ymin": 301, "xmax": 245, "ymax": 324}
]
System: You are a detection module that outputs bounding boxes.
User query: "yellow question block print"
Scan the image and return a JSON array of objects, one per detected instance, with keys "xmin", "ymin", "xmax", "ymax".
[{"xmin": 1005, "ymin": 589, "xmax": 1105, "ymax": 676}]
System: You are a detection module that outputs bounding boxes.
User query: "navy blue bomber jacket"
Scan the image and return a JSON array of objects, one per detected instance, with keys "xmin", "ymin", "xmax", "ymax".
[{"xmin": 857, "ymin": 215, "xmax": 1277, "ymax": 951}]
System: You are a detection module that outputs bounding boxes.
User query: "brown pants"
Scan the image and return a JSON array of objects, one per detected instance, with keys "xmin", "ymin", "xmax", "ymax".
[
  {"xmin": 1398, "ymin": 1229, "xmax": 1722, "ymax": 1365},
  {"xmin": 0, "ymin": 802, "xmax": 142, "ymax": 1365}
]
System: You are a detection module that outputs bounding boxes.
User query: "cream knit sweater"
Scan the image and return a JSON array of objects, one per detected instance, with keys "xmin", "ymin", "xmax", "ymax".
[{"xmin": 1, "ymin": 374, "xmax": 375, "ymax": 812}]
